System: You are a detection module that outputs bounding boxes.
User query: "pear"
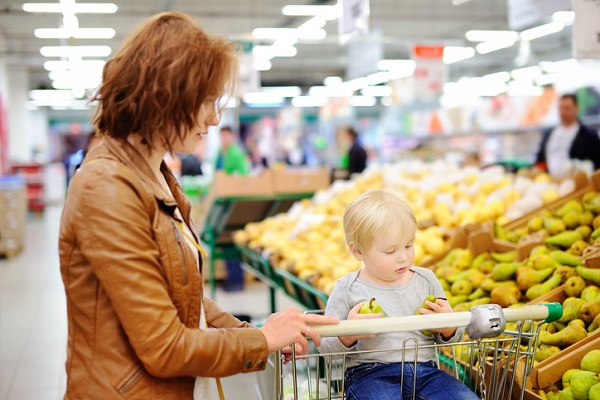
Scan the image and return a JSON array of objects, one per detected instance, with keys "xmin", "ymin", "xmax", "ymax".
[
  {"xmin": 545, "ymin": 217, "xmax": 567, "ymax": 235},
  {"xmin": 576, "ymin": 225, "xmax": 593, "ymax": 242},
  {"xmin": 569, "ymin": 241, "xmax": 590, "ymax": 257},
  {"xmin": 594, "ymin": 215, "xmax": 600, "ymax": 230},
  {"xmin": 546, "ymin": 231, "xmax": 584, "ymax": 249},
  {"xmin": 471, "ymin": 253, "xmax": 491, "ymax": 270},
  {"xmin": 581, "ymin": 286, "xmax": 600, "ymax": 303},
  {"xmin": 526, "ymin": 274, "xmax": 562, "ymax": 300},
  {"xmin": 593, "ymin": 227, "xmax": 600, "ymax": 241},
  {"xmin": 563, "ymin": 368, "xmax": 582, "ymax": 388},
  {"xmin": 478, "ymin": 259, "xmax": 495, "ymax": 274},
  {"xmin": 480, "ymin": 278, "xmax": 517, "ymax": 292},
  {"xmin": 535, "ymin": 345, "xmax": 561, "ymax": 362},
  {"xmin": 576, "ymin": 267, "xmax": 600, "ymax": 286},
  {"xmin": 559, "ymin": 298, "xmax": 586, "ymax": 323},
  {"xmin": 491, "ymin": 250, "xmax": 518, "ymax": 263},
  {"xmin": 531, "ymin": 245, "xmax": 551, "ymax": 257},
  {"xmin": 448, "ymin": 295, "xmax": 468, "ymax": 308},
  {"xmin": 559, "ymin": 387, "xmax": 575, "ymax": 400},
  {"xmin": 581, "ymin": 211, "xmax": 595, "ymax": 226},
  {"xmin": 528, "ymin": 216, "xmax": 544, "ymax": 232},
  {"xmin": 359, "ymin": 298, "xmax": 386, "ymax": 316},
  {"xmin": 570, "ymin": 370, "xmax": 600, "ymax": 400},
  {"xmin": 589, "ymin": 384, "xmax": 600, "ymax": 400},
  {"xmin": 467, "ymin": 287, "xmax": 487, "ymax": 301},
  {"xmin": 530, "ymin": 255, "xmax": 561, "ymax": 271},
  {"xmin": 581, "ymin": 350, "xmax": 600, "ymax": 374},
  {"xmin": 517, "ymin": 266, "xmax": 555, "ymax": 291},
  {"xmin": 446, "ymin": 270, "xmax": 472, "ymax": 283},
  {"xmin": 550, "ymin": 250, "xmax": 583, "ymax": 267},
  {"xmin": 540, "ymin": 324, "xmax": 587, "ymax": 347},
  {"xmin": 416, "ymin": 295, "xmax": 438, "ymax": 336},
  {"xmin": 588, "ymin": 314, "xmax": 600, "ymax": 333},
  {"xmin": 563, "ymin": 211, "xmax": 582, "ymax": 229},
  {"xmin": 555, "ymin": 266, "xmax": 578, "ymax": 284},
  {"xmin": 557, "ymin": 200, "xmax": 584, "ymax": 217},
  {"xmin": 450, "ymin": 280, "xmax": 473, "ymax": 296},
  {"xmin": 491, "ymin": 261, "xmax": 523, "ymax": 281},
  {"xmin": 452, "ymin": 249, "xmax": 473, "ymax": 270},
  {"xmin": 569, "ymin": 319, "xmax": 586, "ymax": 329},
  {"xmin": 551, "ymin": 321, "xmax": 568, "ymax": 332},
  {"xmin": 584, "ymin": 191, "xmax": 599, "ymax": 203},
  {"xmin": 579, "ymin": 302, "xmax": 600, "ymax": 325},
  {"xmin": 490, "ymin": 286, "xmax": 521, "ymax": 308},
  {"xmin": 565, "ymin": 276, "xmax": 588, "ymax": 298},
  {"xmin": 439, "ymin": 279, "xmax": 450, "ymax": 291}
]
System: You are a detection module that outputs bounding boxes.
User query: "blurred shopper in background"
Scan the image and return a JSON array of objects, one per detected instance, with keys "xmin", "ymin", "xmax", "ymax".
[
  {"xmin": 338, "ymin": 125, "xmax": 367, "ymax": 178},
  {"xmin": 180, "ymin": 141, "xmax": 205, "ymax": 177},
  {"xmin": 245, "ymin": 135, "xmax": 268, "ymax": 171},
  {"xmin": 535, "ymin": 93, "xmax": 600, "ymax": 177},
  {"xmin": 59, "ymin": 12, "xmax": 336, "ymax": 399},
  {"xmin": 215, "ymin": 126, "xmax": 250, "ymax": 175}
]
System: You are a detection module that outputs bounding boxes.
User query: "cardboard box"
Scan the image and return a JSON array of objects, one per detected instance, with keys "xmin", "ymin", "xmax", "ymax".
[
  {"xmin": 271, "ymin": 167, "xmax": 329, "ymax": 195},
  {"xmin": 209, "ymin": 170, "xmax": 275, "ymax": 198}
]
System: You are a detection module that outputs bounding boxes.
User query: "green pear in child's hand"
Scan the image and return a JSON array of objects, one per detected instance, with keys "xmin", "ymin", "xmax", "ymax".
[
  {"xmin": 416, "ymin": 295, "xmax": 438, "ymax": 336},
  {"xmin": 359, "ymin": 298, "xmax": 386, "ymax": 316}
]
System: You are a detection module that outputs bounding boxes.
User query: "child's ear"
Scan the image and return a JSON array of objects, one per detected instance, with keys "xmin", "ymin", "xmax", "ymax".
[{"xmin": 349, "ymin": 242, "xmax": 364, "ymax": 260}]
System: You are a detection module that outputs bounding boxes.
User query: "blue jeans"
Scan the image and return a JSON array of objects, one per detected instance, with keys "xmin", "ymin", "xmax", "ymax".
[{"xmin": 344, "ymin": 361, "xmax": 480, "ymax": 400}]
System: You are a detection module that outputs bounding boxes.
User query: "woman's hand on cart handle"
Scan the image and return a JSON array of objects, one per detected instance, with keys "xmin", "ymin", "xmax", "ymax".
[
  {"xmin": 339, "ymin": 303, "xmax": 382, "ymax": 348},
  {"xmin": 259, "ymin": 308, "xmax": 339, "ymax": 354}
]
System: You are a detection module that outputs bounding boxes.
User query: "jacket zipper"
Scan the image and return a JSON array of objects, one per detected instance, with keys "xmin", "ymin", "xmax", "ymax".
[
  {"xmin": 118, "ymin": 368, "xmax": 143, "ymax": 394},
  {"xmin": 173, "ymin": 223, "xmax": 188, "ymax": 285}
]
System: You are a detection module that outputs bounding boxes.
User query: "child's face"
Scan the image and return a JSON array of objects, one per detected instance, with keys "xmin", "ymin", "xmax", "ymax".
[{"xmin": 351, "ymin": 224, "xmax": 416, "ymax": 286}]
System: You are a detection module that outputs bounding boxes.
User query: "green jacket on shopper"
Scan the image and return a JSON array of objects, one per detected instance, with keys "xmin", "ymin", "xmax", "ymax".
[{"xmin": 216, "ymin": 143, "xmax": 250, "ymax": 176}]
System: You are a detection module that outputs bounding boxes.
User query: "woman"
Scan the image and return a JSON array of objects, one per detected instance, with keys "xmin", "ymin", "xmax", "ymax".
[{"xmin": 59, "ymin": 12, "xmax": 337, "ymax": 399}]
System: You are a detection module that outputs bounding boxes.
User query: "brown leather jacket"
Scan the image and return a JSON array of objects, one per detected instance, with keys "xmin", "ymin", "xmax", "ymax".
[{"xmin": 59, "ymin": 136, "xmax": 269, "ymax": 399}]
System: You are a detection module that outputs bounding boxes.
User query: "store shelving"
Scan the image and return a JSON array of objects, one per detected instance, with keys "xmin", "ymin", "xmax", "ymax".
[{"xmin": 10, "ymin": 163, "xmax": 45, "ymax": 214}]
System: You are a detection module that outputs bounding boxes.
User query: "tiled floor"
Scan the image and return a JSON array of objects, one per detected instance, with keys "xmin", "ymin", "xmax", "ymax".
[{"xmin": 0, "ymin": 205, "xmax": 301, "ymax": 400}]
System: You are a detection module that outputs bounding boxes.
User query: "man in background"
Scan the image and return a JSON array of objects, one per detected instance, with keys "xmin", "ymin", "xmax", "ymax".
[
  {"xmin": 338, "ymin": 126, "xmax": 367, "ymax": 178},
  {"xmin": 535, "ymin": 93, "xmax": 600, "ymax": 177}
]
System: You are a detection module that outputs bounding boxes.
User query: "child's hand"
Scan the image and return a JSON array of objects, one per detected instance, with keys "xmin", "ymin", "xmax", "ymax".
[
  {"xmin": 418, "ymin": 298, "xmax": 456, "ymax": 340},
  {"xmin": 338, "ymin": 303, "xmax": 382, "ymax": 348}
]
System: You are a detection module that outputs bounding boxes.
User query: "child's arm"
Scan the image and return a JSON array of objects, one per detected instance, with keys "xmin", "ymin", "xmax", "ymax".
[{"xmin": 417, "ymin": 298, "xmax": 459, "ymax": 340}]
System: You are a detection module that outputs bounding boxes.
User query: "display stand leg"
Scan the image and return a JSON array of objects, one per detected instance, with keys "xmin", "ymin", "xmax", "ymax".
[{"xmin": 269, "ymin": 286, "xmax": 277, "ymax": 314}]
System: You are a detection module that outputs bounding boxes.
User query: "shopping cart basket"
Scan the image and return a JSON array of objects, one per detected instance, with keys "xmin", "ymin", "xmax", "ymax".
[{"xmin": 260, "ymin": 303, "xmax": 562, "ymax": 400}]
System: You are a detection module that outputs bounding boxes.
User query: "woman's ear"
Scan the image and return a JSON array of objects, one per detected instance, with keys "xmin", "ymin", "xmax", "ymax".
[{"xmin": 349, "ymin": 242, "xmax": 364, "ymax": 261}]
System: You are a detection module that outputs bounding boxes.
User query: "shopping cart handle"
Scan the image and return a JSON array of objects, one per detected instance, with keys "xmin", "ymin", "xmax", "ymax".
[{"xmin": 310, "ymin": 303, "xmax": 562, "ymax": 338}]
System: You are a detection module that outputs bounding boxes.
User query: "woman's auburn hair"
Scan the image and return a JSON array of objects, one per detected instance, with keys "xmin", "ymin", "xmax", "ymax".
[{"xmin": 92, "ymin": 12, "xmax": 237, "ymax": 151}]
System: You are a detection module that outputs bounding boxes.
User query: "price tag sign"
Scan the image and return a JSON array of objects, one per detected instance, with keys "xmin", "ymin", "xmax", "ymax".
[
  {"xmin": 412, "ymin": 45, "xmax": 447, "ymax": 101},
  {"xmin": 574, "ymin": 0, "xmax": 600, "ymax": 59}
]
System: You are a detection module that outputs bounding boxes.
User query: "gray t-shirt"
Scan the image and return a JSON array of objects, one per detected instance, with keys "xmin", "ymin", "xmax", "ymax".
[{"xmin": 318, "ymin": 267, "xmax": 464, "ymax": 368}]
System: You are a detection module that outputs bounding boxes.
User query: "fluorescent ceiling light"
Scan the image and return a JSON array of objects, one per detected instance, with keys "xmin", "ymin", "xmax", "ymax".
[
  {"xmin": 343, "ymin": 77, "xmax": 368, "ymax": 92},
  {"xmin": 254, "ymin": 59, "xmax": 272, "ymax": 71},
  {"xmin": 297, "ymin": 29, "xmax": 326, "ymax": 40},
  {"xmin": 49, "ymin": 70, "xmax": 102, "ymax": 82},
  {"xmin": 479, "ymin": 82, "xmax": 507, "ymax": 97},
  {"xmin": 253, "ymin": 45, "xmax": 296, "ymax": 59},
  {"xmin": 443, "ymin": 46, "xmax": 475, "ymax": 64},
  {"xmin": 553, "ymin": 11, "xmax": 575, "ymax": 25},
  {"xmin": 242, "ymin": 92, "xmax": 285, "ymax": 106},
  {"xmin": 35, "ymin": 28, "xmax": 115, "ymax": 39},
  {"xmin": 507, "ymin": 85, "xmax": 543, "ymax": 97},
  {"xmin": 520, "ymin": 22, "xmax": 564, "ymax": 41},
  {"xmin": 465, "ymin": 30, "xmax": 518, "ymax": 42},
  {"xmin": 308, "ymin": 86, "xmax": 353, "ymax": 97},
  {"xmin": 282, "ymin": 4, "xmax": 340, "ymax": 20},
  {"xmin": 511, "ymin": 66, "xmax": 542, "ymax": 80},
  {"xmin": 41, "ymin": 45, "xmax": 112, "ymax": 57},
  {"xmin": 366, "ymin": 71, "xmax": 390, "ymax": 86},
  {"xmin": 252, "ymin": 28, "xmax": 297, "ymax": 40},
  {"xmin": 539, "ymin": 58, "xmax": 578, "ymax": 73},
  {"xmin": 476, "ymin": 40, "xmax": 517, "ymax": 54},
  {"xmin": 29, "ymin": 89, "xmax": 74, "ymax": 100},
  {"xmin": 377, "ymin": 59, "xmax": 415, "ymax": 71},
  {"xmin": 324, "ymin": 76, "xmax": 343, "ymax": 86},
  {"xmin": 482, "ymin": 71, "xmax": 510, "ymax": 82},
  {"xmin": 535, "ymin": 73, "xmax": 560, "ymax": 86},
  {"xmin": 23, "ymin": 3, "xmax": 117, "ymax": 13},
  {"xmin": 52, "ymin": 79, "xmax": 100, "ymax": 90},
  {"xmin": 361, "ymin": 86, "xmax": 392, "ymax": 97},
  {"xmin": 291, "ymin": 96, "xmax": 326, "ymax": 108},
  {"xmin": 261, "ymin": 86, "xmax": 302, "ymax": 97},
  {"xmin": 349, "ymin": 96, "xmax": 377, "ymax": 107},
  {"xmin": 298, "ymin": 17, "xmax": 326, "ymax": 31},
  {"xmin": 44, "ymin": 59, "xmax": 106, "ymax": 71}
]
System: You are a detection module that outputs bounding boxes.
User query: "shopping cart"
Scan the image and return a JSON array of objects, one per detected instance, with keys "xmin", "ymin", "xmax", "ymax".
[{"xmin": 258, "ymin": 303, "xmax": 562, "ymax": 400}]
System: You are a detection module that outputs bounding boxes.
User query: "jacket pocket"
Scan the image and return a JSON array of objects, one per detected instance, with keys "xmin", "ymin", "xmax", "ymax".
[
  {"xmin": 172, "ymin": 222, "xmax": 188, "ymax": 285},
  {"xmin": 117, "ymin": 366, "xmax": 144, "ymax": 395}
]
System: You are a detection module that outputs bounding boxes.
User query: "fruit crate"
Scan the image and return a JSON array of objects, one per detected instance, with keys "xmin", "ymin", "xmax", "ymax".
[
  {"xmin": 238, "ymin": 244, "xmax": 283, "ymax": 288},
  {"xmin": 275, "ymin": 268, "xmax": 328, "ymax": 310}
]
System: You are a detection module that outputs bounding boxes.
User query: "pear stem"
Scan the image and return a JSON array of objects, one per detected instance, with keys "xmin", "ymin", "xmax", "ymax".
[{"xmin": 370, "ymin": 297, "xmax": 375, "ymax": 310}]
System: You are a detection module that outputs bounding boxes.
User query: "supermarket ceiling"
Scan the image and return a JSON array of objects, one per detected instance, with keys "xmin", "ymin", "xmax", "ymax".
[{"xmin": 0, "ymin": 0, "xmax": 573, "ymax": 96}]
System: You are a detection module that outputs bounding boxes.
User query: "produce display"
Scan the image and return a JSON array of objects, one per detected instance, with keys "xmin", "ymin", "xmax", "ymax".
[{"xmin": 234, "ymin": 161, "xmax": 578, "ymax": 295}]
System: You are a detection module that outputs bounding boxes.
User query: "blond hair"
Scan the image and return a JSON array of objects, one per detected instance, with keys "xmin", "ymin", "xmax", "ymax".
[{"xmin": 343, "ymin": 189, "xmax": 416, "ymax": 252}]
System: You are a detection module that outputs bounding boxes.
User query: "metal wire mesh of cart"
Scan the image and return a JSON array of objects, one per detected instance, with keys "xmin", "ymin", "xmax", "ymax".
[{"xmin": 258, "ymin": 303, "xmax": 562, "ymax": 400}]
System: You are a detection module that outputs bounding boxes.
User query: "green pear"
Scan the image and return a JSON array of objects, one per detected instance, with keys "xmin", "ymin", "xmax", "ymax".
[
  {"xmin": 359, "ymin": 298, "xmax": 386, "ymax": 316},
  {"xmin": 526, "ymin": 274, "xmax": 562, "ymax": 301},
  {"xmin": 452, "ymin": 249, "xmax": 473, "ymax": 270},
  {"xmin": 581, "ymin": 286, "xmax": 600, "ymax": 303},
  {"xmin": 450, "ymin": 280, "xmax": 473, "ymax": 296},
  {"xmin": 563, "ymin": 369, "xmax": 582, "ymax": 388},
  {"xmin": 550, "ymin": 250, "xmax": 583, "ymax": 267},
  {"xmin": 588, "ymin": 313, "xmax": 600, "ymax": 333},
  {"xmin": 589, "ymin": 383, "xmax": 600, "ymax": 400},
  {"xmin": 535, "ymin": 345, "xmax": 561, "ymax": 362},
  {"xmin": 569, "ymin": 241, "xmax": 590, "ymax": 257},
  {"xmin": 581, "ymin": 350, "xmax": 600, "ymax": 374},
  {"xmin": 467, "ymin": 287, "xmax": 487, "ymax": 301},
  {"xmin": 555, "ymin": 266, "xmax": 578, "ymax": 284},
  {"xmin": 577, "ymin": 267, "xmax": 600, "ymax": 286},
  {"xmin": 551, "ymin": 321, "xmax": 568, "ymax": 332},
  {"xmin": 478, "ymin": 259, "xmax": 495, "ymax": 273},
  {"xmin": 565, "ymin": 276, "xmax": 588, "ymax": 298},
  {"xmin": 563, "ymin": 211, "xmax": 582, "ymax": 229},
  {"xmin": 530, "ymin": 255, "xmax": 561, "ymax": 271},
  {"xmin": 557, "ymin": 200, "xmax": 584, "ymax": 217},
  {"xmin": 546, "ymin": 231, "xmax": 584, "ymax": 249},
  {"xmin": 448, "ymin": 295, "xmax": 468, "ymax": 308},
  {"xmin": 416, "ymin": 295, "xmax": 438, "ymax": 336},
  {"xmin": 490, "ymin": 286, "xmax": 521, "ymax": 308},
  {"xmin": 570, "ymin": 370, "xmax": 600, "ymax": 400},
  {"xmin": 471, "ymin": 252, "xmax": 491, "ymax": 270},
  {"xmin": 579, "ymin": 302, "xmax": 600, "ymax": 325},
  {"xmin": 491, "ymin": 261, "xmax": 523, "ymax": 281},
  {"xmin": 540, "ymin": 324, "xmax": 587, "ymax": 347},
  {"xmin": 517, "ymin": 266, "xmax": 555, "ymax": 291},
  {"xmin": 576, "ymin": 225, "xmax": 593, "ymax": 242},
  {"xmin": 569, "ymin": 319, "xmax": 586, "ymax": 329},
  {"xmin": 531, "ymin": 245, "xmax": 551, "ymax": 257},
  {"xmin": 559, "ymin": 387, "xmax": 575, "ymax": 400},
  {"xmin": 480, "ymin": 278, "xmax": 518, "ymax": 292},
  {"xmin": 559, "ymin": 298, "xmax": 586, "ymax": 323},
  {"xmin": 491, "ymin": 250, "xmax": 518, "ymax": 263},
  {"xmin": 528, "ymin": 216, "xmax": 544, "ymax": 232},
  {"xmin": 548, "ymin": 390, "xmax": 560, "ymax": 400}
]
